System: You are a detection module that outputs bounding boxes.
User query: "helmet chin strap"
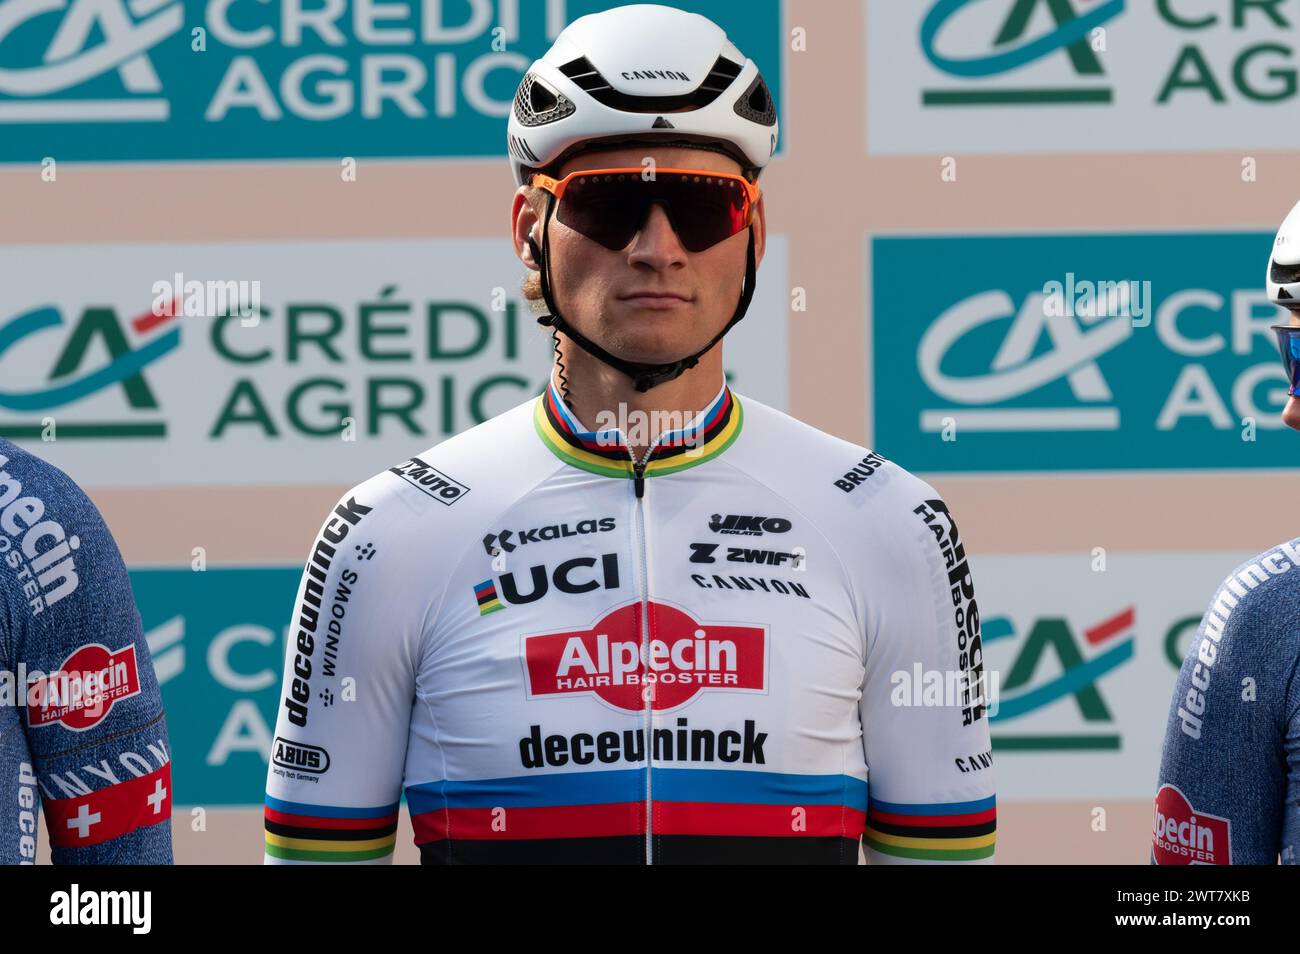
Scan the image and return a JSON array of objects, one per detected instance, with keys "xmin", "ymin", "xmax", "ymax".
[{"xmin": 526, "ymin": 191, "xmax": 757, "ymax": 394}]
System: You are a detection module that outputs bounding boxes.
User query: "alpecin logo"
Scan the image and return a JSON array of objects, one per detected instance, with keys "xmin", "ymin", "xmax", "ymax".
[
  {"xmin": 28, "ymin": 644, "xmax": 142, "ymax": 731},
  {"xmin": 1152, "ymin": 783, "xmax": 1231, "ymax": 865},
  {"xmin": 522, "ymin": 600, "xmax": 767, "ymax": 712}
]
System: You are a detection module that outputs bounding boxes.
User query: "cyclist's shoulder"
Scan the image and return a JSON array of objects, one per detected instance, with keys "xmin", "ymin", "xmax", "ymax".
[
  {"xmin": 334, "ymin": 393, "xmax": 559, "ymax": 539},
  {"xmin": 1203, "ymin": 536, "xmax": 1300, "ymax": 635},
  {"xmin": 0, "ymin": 436, "xmax": 103, "ymax": 521},
  {"xmin": 729, "ymin": 390, "xmax": 943, "ymax": 519}
]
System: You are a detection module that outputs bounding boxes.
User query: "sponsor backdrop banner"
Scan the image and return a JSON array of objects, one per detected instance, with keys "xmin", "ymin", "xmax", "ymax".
[
  {"xmin": 0, "ymin": 237, "xmax": 788, "ymax": 484},
  {"xmin": 0, "ymin": 0, "xmax": 784, "ymax": 163},
  {"xmin": 866, "ymin": 0, "xmax": 1300, "ymax": 155},
  {"xmin": 872, "ymin": 232, "xmax": 1295, "ymax": 472}
]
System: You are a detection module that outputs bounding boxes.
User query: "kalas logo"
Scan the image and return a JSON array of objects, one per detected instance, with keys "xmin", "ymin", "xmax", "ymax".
[
  {"xmin": 523, "ymin": 601, "xmax": 768, "ymax": 712},
  {"xmin": 1152, "ymin": 783, "xmax": 1231, "ymax": 865},
  {"xmin": 28, "ymin": 644, "xmax": 142, "ymax": 731}
]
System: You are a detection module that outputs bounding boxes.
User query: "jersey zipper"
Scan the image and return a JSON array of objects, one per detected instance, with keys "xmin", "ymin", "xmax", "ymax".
[{"xmin": 630, "ymin": 449, "xmax": 654, "ymax": 863}]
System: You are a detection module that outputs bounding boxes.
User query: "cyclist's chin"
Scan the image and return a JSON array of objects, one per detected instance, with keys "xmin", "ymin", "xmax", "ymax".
[{"xmin": 1284, "ymin": 395, "xmax": 1300, "ymax": 432}]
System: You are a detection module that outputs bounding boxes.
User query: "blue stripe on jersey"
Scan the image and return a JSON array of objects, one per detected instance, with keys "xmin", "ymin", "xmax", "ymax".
[
  {"xmin": 406, "ymin": 768, "xmax": 868, "ymax": 814},
  {"xmin": 264, "ymin": 794, "xmax": 400, "ymax": 818},
  {"xmin": 868, "ymin": 794, "xmax": 996, "ymax": 815}
]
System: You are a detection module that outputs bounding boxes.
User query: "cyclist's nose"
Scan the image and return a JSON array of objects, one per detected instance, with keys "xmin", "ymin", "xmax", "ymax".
[{"xmin": 627, "ymin": 202, "xmax": 687, "ymax": 266}]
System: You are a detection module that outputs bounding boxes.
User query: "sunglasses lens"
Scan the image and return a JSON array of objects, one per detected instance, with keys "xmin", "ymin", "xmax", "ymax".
[
  {"xmin": 1275, "ymin": 327, "xmax": 1300, "ymax": 396},
  {"xmin": 553, "ymin": 172, "xmax": 750, "ymax": 253}
]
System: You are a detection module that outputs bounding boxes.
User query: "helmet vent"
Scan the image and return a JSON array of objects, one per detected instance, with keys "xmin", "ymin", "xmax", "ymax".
[
  {"xmin": 514, "ymin": 72, "xmax": 576, "ymax": 127},
  {"xmin": 733, "ymin": 73, "xmax": 777, "ymax": 127},
  {"xmin": 1272, "ymin": 259, "xmax": 1300, "ymax": 286}
]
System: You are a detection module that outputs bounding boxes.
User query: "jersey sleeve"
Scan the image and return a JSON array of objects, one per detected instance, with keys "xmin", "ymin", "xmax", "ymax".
[
  {"xmin": 857, "ymin": 485, "xmax": 996, "ymax": 864},
  {"xmin": 1152, "ymin": 545, "xmax": 1300, "ymax": 865},
  {"xmin": 264, "ymin": 484, "xmax": 429, "ymax": 864},
  {"xmin": 0, "ymin": 446, "xmax": 173, "ymax": 864}
]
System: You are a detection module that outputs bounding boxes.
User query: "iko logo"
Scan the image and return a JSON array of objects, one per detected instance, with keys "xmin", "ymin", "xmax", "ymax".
[
  {"xmin": 523, "ymin": 600, "xmax": 768, "ymax": 713},
  {"xmin": 483, "ymin": 517, "xmax": 616, "ymax": 556},
  {"xmin": 708, "ymin": 514, "xmax": 791, "ymax": 536},
  {"xmin": 389, "ymin": 457, "xmax": 469, "ymax": 506}
]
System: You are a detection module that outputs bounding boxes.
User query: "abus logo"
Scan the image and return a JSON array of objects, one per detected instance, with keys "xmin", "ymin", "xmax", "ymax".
[
  {"xmin": 708, "ymin": 514, "xmax": 791, "ymax": 536},
  {"xmin": 523, "ymin": 600, "xmax": 767, "ymax": 712},
  {"xmin": 28, "ymin": 644, "xmax": 142, "ymax": 731},
  {"xmin": 1152, "ymin": 783, "xmax": 1231, "ymax": 865},
  {"xmin": 272, "ymin": 737, "xmax": 330, "ymax": 775}
]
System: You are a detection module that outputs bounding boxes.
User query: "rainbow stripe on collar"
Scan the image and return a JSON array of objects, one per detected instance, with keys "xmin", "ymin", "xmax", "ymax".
[{"xmin": 533, "ymin": 378, "xmax": 743, "ymax": 480}]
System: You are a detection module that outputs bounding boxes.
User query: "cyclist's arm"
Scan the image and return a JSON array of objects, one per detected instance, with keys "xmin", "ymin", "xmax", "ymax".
[
  {"xmin": 858, "ymin": 491, "xmax": 996, "ymax": 864},
  {"xmin": 0, "ymin": 457, "xmax": 173, "ymax": 864},
  {"xmin": 264, "ymin": 490, "xmax": 423, "ymax": 865},
  {"xmin": 1153, "ymin": 558, "xmax": 1300, "ymax": 864}
]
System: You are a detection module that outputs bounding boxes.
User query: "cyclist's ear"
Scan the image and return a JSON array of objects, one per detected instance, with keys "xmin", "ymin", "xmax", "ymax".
[
  {"xmin": 752, "ymin": 193, "xmax": 767, "ymax": 270},
  {"xmin": 512, "ymin": 186, "xmax": 543, "ymax": 270}
]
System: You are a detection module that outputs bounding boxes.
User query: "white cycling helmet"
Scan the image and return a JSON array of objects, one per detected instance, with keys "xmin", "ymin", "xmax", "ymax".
[
  {"xmin": 1267, "ymin": 198, "xmax": 1300, "ymax": 308},
  {"xmin": 509, "ymin": 4, "xmax": 779, "ymax": 395},
  {"xmin": 507, "ymin": 3, "xmax": 778, "ymax": 187}
]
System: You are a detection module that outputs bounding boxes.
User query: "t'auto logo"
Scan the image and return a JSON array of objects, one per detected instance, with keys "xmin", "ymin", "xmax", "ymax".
[{"xmin": 522, "ymin": 600, "xmax": 767, "ymax": 712}]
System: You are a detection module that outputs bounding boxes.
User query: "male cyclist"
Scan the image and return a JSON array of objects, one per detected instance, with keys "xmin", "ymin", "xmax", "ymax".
[
  {"xmin": 265, "ymin": 4, "xmax": 994, "ymax": 865},
  {"xmin": 0, "ymin": 438, "xmax": 173, "ymax": 863},
  {"xmin": 1151, "ymin": 199, "xmax": 1300, "ymax": 863}
]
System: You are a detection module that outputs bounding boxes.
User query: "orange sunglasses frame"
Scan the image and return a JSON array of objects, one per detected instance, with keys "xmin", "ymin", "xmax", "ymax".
[{"xmin": 529, "ymin": 166, "xmax": 762, "ymax": 230}]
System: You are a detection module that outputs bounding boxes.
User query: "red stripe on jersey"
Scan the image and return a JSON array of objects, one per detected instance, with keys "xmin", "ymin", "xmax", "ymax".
[
  {"xmin": 411, "ymin": 801, "xmax": 646, "ymax": 842},
  {"xmin": 867, "ymin": 807, "xmax": 996, "ymax": 828},
  {"xmin": 43, "ymin": 763, "xmax": 172, "ymax": 849},
  {"xmin": 654, "ymin": 802, "xmax": 867, "ymax": 837},
  {"xmin": 263, "ymin": 807, "xmax": 399, "ymax": 831}
]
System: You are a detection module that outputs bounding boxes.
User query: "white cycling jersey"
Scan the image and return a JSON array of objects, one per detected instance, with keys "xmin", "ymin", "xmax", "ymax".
[{"xmin": 263, "ymin": 374, "xmax": 996, "ymax": 864}]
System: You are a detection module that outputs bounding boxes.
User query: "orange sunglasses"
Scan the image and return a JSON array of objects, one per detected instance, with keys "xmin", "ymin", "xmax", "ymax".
[{"xmin": 529, "ymin": 166, "xmax": 761, "ymax": 253}]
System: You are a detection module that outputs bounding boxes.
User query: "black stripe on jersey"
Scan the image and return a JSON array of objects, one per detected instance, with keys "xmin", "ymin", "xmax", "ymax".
[
  {"xmin": 264, "ymin": 819, "xmax": 399, "ymax": 841},
  {"xmin": 866, "ymin": 819, "xmax": 996, "ymax": 840},
  {"xmin": 419, "ymin": 834, "xmax": 860, "ymax": 864}
]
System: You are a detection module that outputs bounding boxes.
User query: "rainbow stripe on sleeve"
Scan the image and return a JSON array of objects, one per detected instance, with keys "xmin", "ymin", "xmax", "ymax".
[
  {"xmin": 264, "ymin": 796, "xmax": 400, "ymax": 863},
  {"xmin": 863, "ymin": 795, "xmax": 996, "ymax": 861}
]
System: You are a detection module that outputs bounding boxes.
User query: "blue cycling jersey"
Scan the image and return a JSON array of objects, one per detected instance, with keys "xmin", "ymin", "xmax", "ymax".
[
  {"xmin": 1153, "ymin": 536, "xmax": 1300, "ymax": 864},
  {"xmin": 0, "ymin": 438, "xmax": 172, "ymax": 864}
]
